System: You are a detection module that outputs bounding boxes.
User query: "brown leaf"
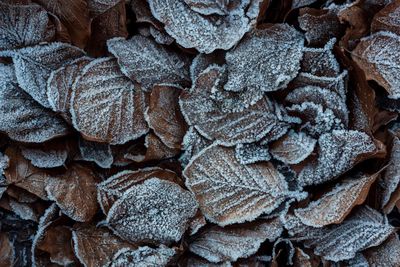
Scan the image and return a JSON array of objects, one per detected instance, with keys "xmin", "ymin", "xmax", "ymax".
[
  {"xmin": 97, "ymin": 167, "xmax": 181, "ymax": 215},
  {"xmin": 0, "ymin": 232, "xmax": 14, "ymax": 267},
  {"xmin": 45, "ymin": 164, "xmax": 99, "ymax": 222},
  {"xmin": 20, "ymin": 141, "xmax": 68, "ymax": 169},
  {"xmin": 70, "ymin": 57, "xmax": 148, "ymax": 145},
  {"xmin": 338, "ymin": 4, "xmax": 369, "ymax": 50},
  {"xmin": 72, "ymin": 224, "xmax": 136, "ymax": 267},
  {"xmin": 110, "ymin": 246, "xmax": 176, "ymax": 267},
  {"xmin": 146, "ymin": 84, "xmax": 187, "ymax": 149},
  {"xmin": 294, "ymin": 172, "xmax": 379, "ymax": 227},
  {"xmin": 363, "ymin": 233, "xmax": 400, "ymax": 266},
  {"xmin": 293, "ymin": 247, "xmax": 320, "ymax": 267},
  {"xmin": 184, "ymin": 144, "xmax": 289, "ymax": 226},
  {"xmin": 87, "ymin": 0, "xmax": 122, "ymax": 17},
  {"xmin": 371, "ymin": 0, "xmax": 400, "ymax": 35}
]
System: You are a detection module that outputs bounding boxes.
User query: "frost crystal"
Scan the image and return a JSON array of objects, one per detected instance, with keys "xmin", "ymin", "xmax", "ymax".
[
  {"xmin": 70, "ymin": 57, "xmax": 149, "ymax": 145},
  {"xmin": 298, "ymin": 130, "xmax": 377, "ymax": 186},
  {"xmin": 79, "ymin": 138, "xmax": 113, "ymax": 168},
  {"xmin": 21, "ymin": 146, "xmax": 68, "ymax": 169},
  {"xmin": 107, "ymin": 36, "xmax": 190, "ymax": 91},
  {"xmin": 224, "ymin": 24, "xmax": 304, "ymax": 93},
  {"xmin": 106, "ymin": 178, "xmax": 198, "ymax": 244},
  {"xmin": 2, "ymin": 42, "xmax": 85, "ymax": 108},
  {"xmin": 147, "ymin": 0, "xmax": 251, "ymax": 53},
  {"xmin": 0, "ymin": 2, "xmax": 54, "ymax": 50},
  {"xmin": 235, "ymin": 142, "xmax": 271, "ymax": 165},
  {"xmin": 184, "ymin": 144, "xmax": 289, "ymax": 226},
  {"xmin": 111, "ymin": 246, "xmax": 175, "ymax": 267}
]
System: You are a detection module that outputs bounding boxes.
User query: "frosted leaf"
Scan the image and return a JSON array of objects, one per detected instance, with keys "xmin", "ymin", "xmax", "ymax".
[
  {"xmin": 0, "ymin": 82, "xmax": 69, "ymax": 143},
  {"xmin": 33, "ymin": 0, "xmax": 91, "ymax": 47},
  {"xmin": 189, "ymin": 212, "xmax": 207, "ymax": 235},
  {"xmin": 180, "ymin": 65, "xmax": 290, "ymax": 146},
  {"xmin": 352, "ymin": 31, "xmax": 400, "ymax": 99},
  {"xmin": 131, "ymin": 0, "xmax": 159, "ymax": 26},
  {"xmin": 371, "ymin": 1, "xmax": 400, "ymax": 35},
  {"xmin": 186, "ymin": 257, "xmax": 232, "ymax": 267},
  {"xmin": 286, "ymin": 86, "xmax": 348, "ymax": 126},
  {"xmin": 300, "ymin": 39, "xmax": 341, "ymax": 77},
  {"xmin": 183, "ymin": 144, "xmax": 289, "ymax": 226},
  {"xmin": 272, "ymin": 238, "xmax": 295, "ymax": 266},
  {"xmin": 379, "ymin": 136, "xmax": 400, "ymax": 213},
  {"xmin": 183, "ymin": 0, "xmax": 229, "ymax": 15},
  {"xmin": 0, "ymin": 232, "xmax": 15, "ymax": 267},
  {"xmin": 0, "ymin": 63, "xmax": 16, "ymax": 87},
  {"xmin": 346, "ymin": 253, "xmax": 369, "ymax": 267},
  {"xmin": 190, "ymin": 53, "xmax": 225, "ymax": 83},
  {"xmin": 180, "ymin": 127, "xmax": 213, "ymax": 167},
  {"xmin": 295, "ymin": 206, "xmax": 395, "ymax": 262},
  {"xmin": 189, "ymin": 219, "xmax": 282, "ymax": 263},
  {"xmin": 224, "ymin": 24, "xmax": 304, "ymax": 93},
  {"xmin": 298, "ymin": 7, "xmax": 341, "ymax": 46},
  {"xmin": 363, "ymin": 233, "xmax": 400, "ymax": 267},
  {"xmin": 4, "ymin": 147, "xmax": 50, "ymax": 200},
  {"xmin": 145, "ymin": 84, "xmax": 187, "ymax": 149},
  {"xmin": 0, "ymin": 153, "xmax": 9, "ymax": 180},
  {"xmin": 111, "ymin": 246, "xmax": 175, "ymax": 267},
  {"xmin": 20, "ymin": 145, "xmax": 68, "ymax": 169},
  {"xmin": 0, "ymin": 3, "xmax": 54, "ymax": 50},
  {"xmin": 294, "ymin": 172, "xmax": 378, "ymax": 227},
  {"xmin": 287, "ymin": 102, "xmax": 344, "ymax": 137},
  {"xmin": 107, "ymin": 36, "xmax": 190, "ymax": 91},
  {"xmin": 47, "ymin": 57, "xmax": 91, "ymax": 118},
  {"xmin": 45, "ymin": 164, "xmax": 98, "ymax": 222},
  {"xmin": 290, "ymin": 71, "xmax": 348, "ymax": 99},
  {"xmin": 87, "ymin": 0, "xmax": 121, "ymax": 17},
  {"xmin": 9, "ymin": 198, "xmax": 40, "ymax": 222},
  {"xmin": 270, "ymin": 130, "xmax": 316, "ymax": 165},
  {"xmin": 106, "ymin": 178, "xmax": 198, "ymax": 244},
  {"xmin": 149, "ymin": 26, "xmax": 174, "ymax": 45},
  {"xmin": 97, "ymin": 167, "xmax": 180, "ymax": 215},
  {"xmin": 72, "ymin": 225, "xmax": 136, "ymax": 267},
  {"xmin": 2, "ymin": 42, "xmax": 85, "ymax": 108},
  {"xmin": 234, "ymin": 143, "xmax": 271, "ymax": 165},
  {"xmin": 79, "ymin": 138, "xmax": 113, "ymax": 168},
  {"xmin": 291, "ymin": 0, "xmax": 318, "ymax": 9},
  {"xmin": 147, "ymin": 0, "xmax": 251, "ymax": 53},
  {"xmin": 70, "ymin": 57, "xmax": 149, "ymax": 145},
  {"xmin": 298, "ymin": 130, "xmax": 377, "ymax": 186}
]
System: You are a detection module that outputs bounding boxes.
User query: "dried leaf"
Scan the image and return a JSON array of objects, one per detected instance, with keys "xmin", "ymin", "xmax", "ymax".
[
  {"xmin": 224, "ymin": 24, "xmax": 304, "ymax": 93},
  {"xmin": 270, "ymin": 131, "xmax": 316, "ymax": 165},
  {"xmin": 20, "ymin": 144, "xmax": 68, "ymax": 169},
  {"xmin": 110, "ymin": 246, "xmax": 175, "ymax": 267},
  {"xmin": 371, "ymin": 1, "xmax": 400, "ymax": 35},
  {"xmin": 294, "ymin": 206, "xmax": 395, "ymax": 262},
  {"xmin": 298, "ymin": 130, "xmax": 377, "ymax": 186},
  {"xmin": 107, "ymin": 178, "xmax": 198, "ymax": 244},
  {"xmin": 183, "ymin": 0, "xmax": 229, "ymax": 15},
  {"xmin": 47, "ymin": 57, "xmax": 91, "ymax": 118},
  {"xmin": 294, "ymin": 172, "xmax": 378, "ymax": 227},
  {"xmin": 180, "ymin": 127, "xmax": 213, "ymax": 167},
  {"xmin": 1, "ymin": 42, "xmax": 85, "ymax": 107},
  {"xmin": 0, "ymin": 232, "xmax": 14, "ymax": 266},
  {"xmin": 33, "ymin": 0, "xmax": 91, "ymax": 47},
  {"xmin": 0, "ymin": 81, "xmax": 69, "ymax": 143},
  {"xmin": 79, "ymin": 138, "xmax": 113, "ymax": 168},
  {"xmin": 72, "ymin": 225, "xmax": 136, "ymax": 267},
  {"xmin": 97, "ymin": 167, "xmax": 180, "ymax": 215},
  {"xmin": 0, "ymin": 2, "xmax": 54, "ymax": 50},
  {"xmin": 147, "ymin": 0, "xmax": 251, "ymax": 53},
  {"xmin": 145, "ymin": 84, "xmax": 187, "ymax": 149},
  {"xmin": 149, "ymin": 26, "xmax": 174, "ymax": 45},
  {"xmin": 107, "ymin": 36, "xmax": 190, "ymax": 91},
  {"xmin": 180, "ymin": 65, "xmax": 291, "ymax": 146},
  {"xmin": 87, "ymin": 0, "xmax": 122, "ymax": 17},
  {"xmin": 184, "ymin": 144, "xmax": 289, "ymax": 226},
  {"xmin": 352, "ymin": 31, "xmax": 400, "ymax": 99},
  {"xmin": 363, "ymin": 233, "xmax": 400, "ymax": 267},
  {"xmin": 45, "ymin": 164, "xmax": 98, "ymax": 222},
  {"xmin": 70, "ymin": 57, "xmax": 148, "ymax": 145},
  {"xmin": 235, "ymin": 142, "xmax": 271, "ymax": 165},
  {"xmin": 189, "ymin": 219, "xmax": 282, "ymax": 263}
]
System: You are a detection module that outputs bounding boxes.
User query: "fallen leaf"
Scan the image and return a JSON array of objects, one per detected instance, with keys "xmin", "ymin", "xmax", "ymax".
[
  {"xmin": 363, "ymin": 233, "xmax": 400, "ymax": 267},
  {"xmin": 0, "ymin": 232, "xmax": 14, "ymax": 267},
  {"xmin": 371, "ymin": 0, "xmax": 400, "ymax": 35},
  {"xmin": 110, "ymin": 246, "xmax": 175, "ymax": 267},
  {"xmin": 78, "ymin": 138, "xmax": 113, "ymax": 168}
]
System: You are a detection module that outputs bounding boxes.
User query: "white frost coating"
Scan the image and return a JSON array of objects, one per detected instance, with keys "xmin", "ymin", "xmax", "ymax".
[
  {"xmin": 234, "ymin": 142, "xmax": 271, "ymax": 164},
  {"xmin": 149, "ymin": 26, "xmax": 174, "ymax": 45},
  {"xmin": 0, "ymin": 152, "xmax": 9, "ymax": 179},
  {"xmin": 20, "ymin": 146, "xmax": 68, "ymax": 168},
  {"xmin": 0, "ymin": 63, "xmax": 16, "ymax": 87},
  {"xmin": 0, "ymin": 82, "xmax": 69, "ymax": 143},
  {"xmin": 9, "ymin": 199, "xmax": 38, "ymax": 222},
  {"xmin": 183, "ymin": 144, "xmax": 289, "ymax": 226},
  {"xmin": 224, "ymin": 24, "xmax": 304, "ymax": 93},
  {"xmin": 70, "ymin": 57, "xmax": 149, "ymax": 145},
  {"xmin": 184, "ymin": 0, "xmax": 229, "ymax": 15},
  {"xmin": 270, "ymin": 130, "xmax": 316, "ymax": 165},
  {"xmin": 0, "ymin": 3, "xmax": 54, "ymax": 50},
  {"xmin": 111, "ymin": 246, "xmax": 175, "ymax": 267},
  {"xmin": 353, "ymin": 31, "xmax": 400, "ymax": 99},
  {"xmin": 189, "ymin": 219, "xmax": 282, "ymax": 263},
  {"xmin": 1, "ymin": 42, "xmax": 85, "ymax": 108},
  {"xmin": 180, "ymin": 127, "xmax": 214, "ymax": 167},
  {"xmin": 79, "ymin": 138, "xmax": 113, "ymax": 168},
  {"xmin": 106, "ymin": 178, "xmax": 198, "ymax": 244},
  {"xmin": 148, "ymin": 0, "xmax": 251, "ymax": 53},
  {"xmin": 107, "ymin": 36, "xmax": 190, "ymax": 91},
  {"xmin": 298, "ymin": 130, "xmax": 376, "ymax": 186}
]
